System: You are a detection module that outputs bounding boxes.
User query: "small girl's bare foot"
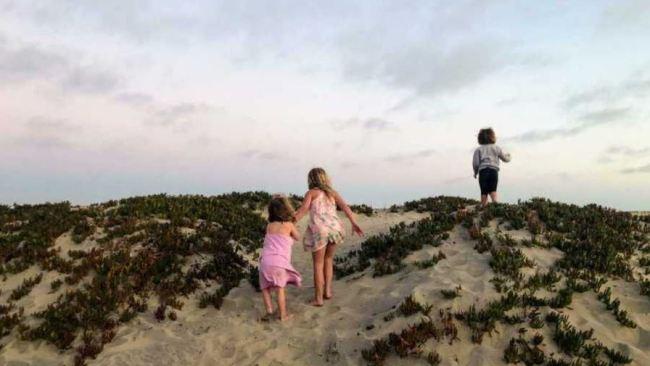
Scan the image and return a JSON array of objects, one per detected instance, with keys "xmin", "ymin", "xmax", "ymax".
[
  {"xmin": 309, "ymin": 299, "xmax": 324, "ymax": 307},
  {"xmin": 324, "ymin": 293, "xmax": 333, "ymax": 300},
  {"xmin": 280, "ymin": 314, "xmax": 294, "ymax": 322},
  {"xmin": 260, "ymin": 311, "xmax": 276, "ymax": 322}
]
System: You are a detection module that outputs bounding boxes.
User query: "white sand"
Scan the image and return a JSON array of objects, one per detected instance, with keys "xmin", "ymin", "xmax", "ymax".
[{"xmin": 1, "ymin": 210, "xmax": 649, "ymax": 366}]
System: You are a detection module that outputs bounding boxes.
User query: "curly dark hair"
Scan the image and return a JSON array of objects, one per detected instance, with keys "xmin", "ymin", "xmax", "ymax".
[
  {"xmin": 478, "ymin": 128, "xmax": 496, "ymax": 145},
  {"xmin": 268, "ymin": 195, "xmax": 295, "ymax": 223}
]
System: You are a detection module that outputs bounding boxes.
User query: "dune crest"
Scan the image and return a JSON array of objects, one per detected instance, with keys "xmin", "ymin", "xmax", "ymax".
[{"xmin": 1, "ymin": 194, "xmax": 648, "ymax": 365}]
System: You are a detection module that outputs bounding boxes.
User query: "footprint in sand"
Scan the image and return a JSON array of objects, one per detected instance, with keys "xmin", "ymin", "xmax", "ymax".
[
  {"xmin": 636, "ymin": 329, "xmax": 650, "ymax": 348},
  {"xmin": 444, "ymin": 248, "xmax": 460, "ymax": 257},
  {"xmin": 466, "ymin": 266, "xmax": 488, "ymax": 278},
  {"xmin": 6, "ymin": 361, "xmax": 31, "ymax": 366},
  {"xmin": 221, "ymin": 342, "xmax": 237, "ymax": 359},
  {"xmin": 325, "ymin": 305, "xmax": 342, "ymax": 315},
  {"xmin": 355, "ymin": 286, "xmax": 373, "ymax": 296}
]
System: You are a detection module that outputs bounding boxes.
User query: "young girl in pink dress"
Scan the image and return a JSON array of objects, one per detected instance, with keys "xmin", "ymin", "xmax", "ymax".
[
  {"xmin": 259, "ymin": 195, "xmax": 302, "ymax": 321},
  {"xmin": 293, "ymin": 168, "xmax": 363, "ymax": 306}
]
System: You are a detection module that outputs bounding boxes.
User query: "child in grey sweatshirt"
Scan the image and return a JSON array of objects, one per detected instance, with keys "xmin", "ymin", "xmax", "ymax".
[{"xmin": 473, "ymin": 128, "xmax": 511, "ymax": 206}]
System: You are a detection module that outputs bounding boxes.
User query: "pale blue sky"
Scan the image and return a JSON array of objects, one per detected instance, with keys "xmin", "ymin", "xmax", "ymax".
[{"xmin": 0, "ymin": 1, "xmax": 649, "ymax": 209}]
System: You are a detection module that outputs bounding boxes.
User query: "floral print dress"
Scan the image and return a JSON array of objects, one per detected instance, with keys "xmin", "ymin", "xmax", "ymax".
[{"xmin": 303, "ymin": 191, "xmax": 345, "ymax": 252}]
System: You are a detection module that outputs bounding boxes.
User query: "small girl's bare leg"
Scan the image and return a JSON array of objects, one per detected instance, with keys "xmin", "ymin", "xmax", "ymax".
[
  {"xmin": 489, "ymin": 192, "xmax": 498, "ymax": 203},
  {"xmin": 277, "ymin": 287, "xmax": 290, "ymax": 321},
  {"xmin": 480, "ymin": 195, "xmax": 488, "ymax": 207},
  {"xmin": 262, "ymin": 288, "xmax": 274, "ymax": 315}
]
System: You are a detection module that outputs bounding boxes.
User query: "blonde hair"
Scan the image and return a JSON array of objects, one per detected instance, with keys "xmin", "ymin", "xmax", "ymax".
[{"xmin": 307, "ymin": 167, "xmax": 335, "ymax": 199}]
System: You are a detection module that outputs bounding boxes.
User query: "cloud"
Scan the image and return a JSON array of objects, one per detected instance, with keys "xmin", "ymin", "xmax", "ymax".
[
  {"xmin": 496, "ymin": 97, "xmax": 520, "ymax": 107},
  {"xmin": 3, "ymin": 2, "xmax": 531, "ymax": 102},
  {"xmin": 339, "ymin": 161, "xmax": 359, "ymax": 169},
  {"xmin": 0, "ymin": 39, "xmax": 120, "ymax": 94},
  {"xmin": 599, "ymin": 0, "xmax": 650, "ymax": 31},
  {"xmin": 14, "ymin": 136, "xmax": 73, "ymax": 150},
  {"xmin": 332, "ymin": 117, "xmax": 397, "ymax": 131},
  {"xmin": 563, "ymin": 76, "xmax": 650, "ymax": 110},
  {"xmin": 0, "ymin": 43, "xmax": 68, "ymax": 81},
  {"xmin": 25, "ymin": 116, "xmax": 80, "ymax": 133},
  {"xmin": 505, "ymin": 108, "xmax": 630, "ymax": 143},
  {"xmin": 60, "ymin": 66, "xmax": 120, "ymax": 94},
  {"xmin": 147, "ymin": 103, "xmax": 211, "ymax": 126},
  {"xmin": 621, "ymin": 163, "xmax": 650, "ymax": 174},
  {"xmin": 114, "ymin": 92, "xmax": 155, "ymax": 106},
  {"xmin": 340, "ymin": 36, "xmax": 511, "ymax": 98},
  {"xmin": 1, "ymin": 1, "xmax": 339, "ymax": 51},
  {"xmin": 239, "ymin": 149, "xmax": 284, "ymax": 161},
  {"xmin": 441, "ymin": 176, "xmax": 468, "ymax": 185},
  {"xmin": 579, "ymin": 108, "xmax": 630, "ymax": 123},
  {"xmin": 19, "ymin": 2, "xmax": 520, "ymax": 100},
  {"xmin": 12, "ymin": 116, "xmax": 80, "ymax": 150},
  {"xmin": 598, "ymin": 145, "xmax": 650, "ymax": 164},
  {"xmin": 384, "ymin": 149, "xmax": 436, "ymax": 163},
  {"xmin": 605, "ymin": 146, "xmax": 650, "ymax": 157},
  {"xmin": 363, "ymin": 118, "xmax": 393, "ymax": 130},
  {"xmin": 3, "ymin": 2, "xmax": 170, "ymax": 42}
]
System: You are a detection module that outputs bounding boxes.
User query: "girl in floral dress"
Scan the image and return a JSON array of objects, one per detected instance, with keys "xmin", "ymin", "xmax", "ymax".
[{"xmin": 293, "ymin": 168, "xmax": 363, "ymax": 306}]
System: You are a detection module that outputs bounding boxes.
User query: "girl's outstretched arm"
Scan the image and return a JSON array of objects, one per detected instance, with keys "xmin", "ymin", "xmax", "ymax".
[
  {"xmin": 498, "ymin": 147, "xmax": 511, "ymax": 162},
  {"xmin": 293, "ymin": 191, "xmax": 313, "ymax": 222},
  {"xmin": 289, "ymin": 223, "xmax": 301, "ymax": 241},
  {"xmin": 333, "ymin": 191, "xmax": 364, "ymax": 236}
]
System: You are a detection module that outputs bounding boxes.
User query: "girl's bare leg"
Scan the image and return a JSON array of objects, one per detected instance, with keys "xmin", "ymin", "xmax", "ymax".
[
  {"xmin": 277, "ymin": 287, "xmax": 291, "ymax": 321},
  {"xmin": 311, "ymin": 247, "xmax": 326, "ymax": 306},
  {"xmin": 262, "ymin": 288, "xmax": 274, "ymax": 314},
  {"xmin": 324, "ymin": 242, "xmax": 337, "ymax": 299},
  {"xmin": 489, "ymin": 192, "xmax": 498, "ymax": 203},
  {"xmin": 480, "ymin": 195, "xmax": 489, "ymax": 207}
]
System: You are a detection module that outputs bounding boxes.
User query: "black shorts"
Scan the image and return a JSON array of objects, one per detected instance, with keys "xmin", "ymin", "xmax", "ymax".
[{"xmin": 478, "ymin": 168, "xmax": 498, "ymax": 195}]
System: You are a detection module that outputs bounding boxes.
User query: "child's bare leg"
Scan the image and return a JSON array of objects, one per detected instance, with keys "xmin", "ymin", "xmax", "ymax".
[
  {"xmin": 324, "ymin": 243, "xmax": 337, "ymax": 299},
  {"xmin": 311, "ymin": 247, "xmax": 326, "ymax": 306},
  {"xmin": 480, "ymin": 195, "xmax": 489, "ymax": 207},
  {"xmin": 489, "ymin": 192, "xmax": 498, "ymax": 203},
  {"xmin": 262, "ymin": 288, "xmax": 274, "ymax": 314},
  {"xmin": 259, "ymin": 288, "xmax": 276, "ymax": 321},
  {"xmin": 277, "ymin": 287, "xmax": 291, "ymax": 321}
]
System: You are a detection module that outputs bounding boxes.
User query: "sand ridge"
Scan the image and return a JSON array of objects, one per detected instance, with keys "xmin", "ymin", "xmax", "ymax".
[{"xmin": 1, "ymin": 208, "xmax": 649, "ymax": 365}]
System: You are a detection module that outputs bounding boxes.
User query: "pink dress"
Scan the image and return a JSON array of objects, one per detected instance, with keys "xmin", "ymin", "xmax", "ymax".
[
  {"xmin": 259, "ymin": 234, "xmax": 302, "ymax": 289},
  {"xmin": 303, "ymin": 192, "xmax": 345, "ymax": 252}
]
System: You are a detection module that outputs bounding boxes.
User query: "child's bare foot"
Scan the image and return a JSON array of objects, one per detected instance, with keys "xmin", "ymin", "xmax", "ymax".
[
  {"xmin": 308, "ymin": 299, "xmax": 324, "ymax": 307},
  {"xmin": 324, "ymin": 293, "xmax": 333, "ymax": 300},
  {"xmin": 260, "ymin": 311, "xmax": 276, "ymax": 322},
  {"xmin": 280, "ymin": 313, "xmax": 294, "ymax": 322}
]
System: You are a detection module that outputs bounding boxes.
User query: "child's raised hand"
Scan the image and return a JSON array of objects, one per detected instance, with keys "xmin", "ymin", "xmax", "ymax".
[{"xmin": 352, "ymin": 223, "xmax": 364, "ymax": 236}]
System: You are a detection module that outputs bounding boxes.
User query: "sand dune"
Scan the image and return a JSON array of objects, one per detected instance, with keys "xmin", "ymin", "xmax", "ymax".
[{"xmin": 1, "ymin": 202, "xmax": 649, "ymax": 366}]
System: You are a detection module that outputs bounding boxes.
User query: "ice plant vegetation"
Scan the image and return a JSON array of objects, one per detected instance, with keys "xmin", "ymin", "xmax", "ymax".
[
  {"xmin": 0, "ymin": 193, "xmax": 269, "ymax": 365},
  {"xmin": 357, "ymin": 198, "xmax": 646, "ymax": 365}
]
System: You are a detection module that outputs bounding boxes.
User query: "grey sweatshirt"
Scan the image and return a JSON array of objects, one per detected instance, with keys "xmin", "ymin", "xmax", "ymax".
[{"xmin": 473, "ymin": 144, "xmax": 511, "ymax": 175}]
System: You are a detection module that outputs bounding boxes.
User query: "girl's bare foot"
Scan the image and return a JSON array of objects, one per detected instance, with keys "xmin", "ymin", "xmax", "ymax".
[
  {"xmin": 280, "ymin": 313, "xmax": 294, "ymax": 322},
  {"xmin": 309, "ymin": 299, "xmax": 324, "ymax": 307},
  {"xmin": 324, "ymin": 293, "xmax": 333, "ymax": 300},
  {"xmin": 260, "ymin": 311, "xmax": 276, "ymax": 322}
]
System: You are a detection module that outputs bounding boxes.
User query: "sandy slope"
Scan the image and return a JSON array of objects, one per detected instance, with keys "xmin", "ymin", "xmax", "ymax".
[{"xmin": 2, "ymin": 210, "xmax": 649, "ymax": 366}]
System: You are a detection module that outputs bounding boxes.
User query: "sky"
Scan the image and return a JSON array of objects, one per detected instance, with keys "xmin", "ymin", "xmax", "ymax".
[{"xmin": 0, "ymin": 1, "xmax": 649, "ymax": 210}]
